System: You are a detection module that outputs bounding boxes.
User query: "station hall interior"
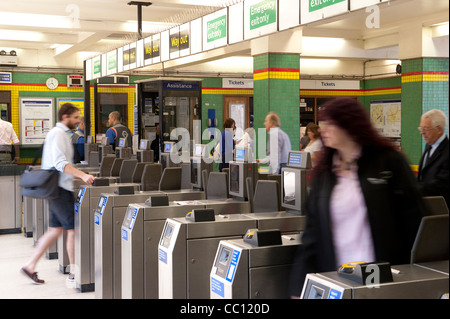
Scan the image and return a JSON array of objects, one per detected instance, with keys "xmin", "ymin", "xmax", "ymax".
[{"xmin": 0, "ymin": 0, "xmax": 449, "ymax": 301}]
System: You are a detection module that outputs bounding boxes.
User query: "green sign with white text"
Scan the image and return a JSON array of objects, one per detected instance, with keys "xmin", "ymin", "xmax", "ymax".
[
  {"xmin": 207, "ymin": 15, "xmax": 227, "ymax": 43},
  {"xmin": 250, "ymin": 0, "xmax": 276, "ymax": 30},
  {"xmin": 309, "ymin": 0, "xmax": 346, "ymax": 12}
]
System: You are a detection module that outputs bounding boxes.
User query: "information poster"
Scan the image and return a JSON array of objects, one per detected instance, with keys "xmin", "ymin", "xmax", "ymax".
[
  {"xmin": 57, "ymin": 98, "xmax": 84, "ymax": 116},
  {"xmin": 19, "ymin": 97, "xmax": 54, "ymax": 145},
  {"xmin": 370, "ymin": 100, "xmax": 401, "ymax": 138}
]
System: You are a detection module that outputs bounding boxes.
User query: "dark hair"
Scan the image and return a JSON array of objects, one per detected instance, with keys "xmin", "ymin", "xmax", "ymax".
[
  {"xmin": 308, "ymin": 123, "xmax": 321, "ymax": 139},
  {"xmin": 314, "ymin": 97, "xmax": 396, "ymax": 173},
  {"xmin": 223, "ymin": 118, "xmax": 236, "ymax": 129},
  {"xmin": 58, "ymin": 103, "xmax": 79, "ymax": 121}
]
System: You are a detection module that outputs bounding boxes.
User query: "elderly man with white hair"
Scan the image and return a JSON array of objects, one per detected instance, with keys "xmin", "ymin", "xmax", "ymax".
[{"xmin": 417, "ymin": 109, "xmax": 449, "ymax": 207}]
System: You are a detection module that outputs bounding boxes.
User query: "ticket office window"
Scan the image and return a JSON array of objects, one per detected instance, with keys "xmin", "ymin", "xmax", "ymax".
[{"xmin": 300, "ymin": 96, "xmax": 356, "ymax": 126}]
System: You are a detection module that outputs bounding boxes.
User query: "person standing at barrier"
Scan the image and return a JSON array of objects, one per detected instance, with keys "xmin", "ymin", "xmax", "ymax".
[
  {"xmin": 21, "ymin": 103, "xmax": 96, "ymax": 285},
  {"xmin": 105, "ymin": 111, "xmax": 132, "ymax": 150},
  {"xmin": 289, "ymin": 98, "xmax": 427, "ymax": 297},
  {"xmin": 0, "ymin": 117, "xmax": 20, "ymax": 164},
  {"xmin": 219, "ymin": 118, "xmax": 236, "ymax": 172},
  {"xmin": 72, "ymin": 116, "xmax": 85, "ymax": 163},
  {"xmin": 417, "ymin": 109, "xmax": 449, "ymax": 207},
  {"xmin": 303, "ymin": 123, "xmax": 322, "ymax": 167},
  {"xmin": 256, "ymin": 112, "xmax": 291, "ymax": 174}
]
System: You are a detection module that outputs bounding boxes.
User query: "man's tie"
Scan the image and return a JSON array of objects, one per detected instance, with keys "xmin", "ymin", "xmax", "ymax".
[{"xmin": 423, "ymin": 145, "xmax": 432, "ymax": 167}]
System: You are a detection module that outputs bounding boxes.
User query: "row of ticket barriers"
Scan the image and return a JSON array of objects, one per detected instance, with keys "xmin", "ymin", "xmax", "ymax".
[{"xmin": 22, "ymin": 140, "xmax": 449, "ymax": 299}]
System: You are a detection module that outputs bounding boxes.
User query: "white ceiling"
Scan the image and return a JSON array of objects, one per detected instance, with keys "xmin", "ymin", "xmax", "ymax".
[{"xmin": 0, "ymin": 0, "xmax": 448, "ymax": 73}]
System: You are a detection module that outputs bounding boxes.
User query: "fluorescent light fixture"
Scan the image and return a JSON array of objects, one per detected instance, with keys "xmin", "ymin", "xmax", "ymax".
[
  {"xmin": 0, "ymin": 30, "xmax": 44, "ymax": 42},
  {"xmin": 431, "ymin": 22, "xmax": 449, "ymax": 38},
  {"xmin": 0, "ymin": 12, "xmax": 73, "ymax": 29}
]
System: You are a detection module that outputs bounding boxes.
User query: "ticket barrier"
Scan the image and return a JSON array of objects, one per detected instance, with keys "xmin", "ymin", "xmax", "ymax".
[
  {"xmin": 301, "ymin": 215, "xmax": 449, "ymax": 299},
  {"xmin": 94, "ymin": 190, "xmax": 164, "ymax": 299},
  {"xmin": 121, "ymin": 198, "xmax": 207, "ymax": 299},
  {"xmin": 210, "ymin": 229, "xmax": 302, "ymax": 299},
  {"xmin": 95, "ymin": 168, "xmax": 205, "ymax": 299},
  {"xmin": 74, "ymin": 179, "xmax": 141, "ymax": 292},
  {"xmin": 158, "ymin": 211, "xmax": 257, "ymax": 299}
]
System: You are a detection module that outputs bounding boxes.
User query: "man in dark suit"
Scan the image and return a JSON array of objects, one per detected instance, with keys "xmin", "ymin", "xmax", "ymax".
[{"xmin": 418, "ymin": 109, "xmax": 449, "ymax": 207}]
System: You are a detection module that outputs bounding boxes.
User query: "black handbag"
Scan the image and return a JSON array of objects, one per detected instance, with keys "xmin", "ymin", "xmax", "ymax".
[{"xmin": 19, "ymin": 144, "xmax": 60, "ymax": 199}]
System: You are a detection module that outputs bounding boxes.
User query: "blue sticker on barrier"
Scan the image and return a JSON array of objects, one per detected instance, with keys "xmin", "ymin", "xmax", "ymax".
[
  {"xmin": 94, "ymin": 214, "xmax": 100, "ymax": 225},
  {"xmin": 329, "ymin": 289, "xmax": 342, "ymax": 299},
  {"xmin": 211, "ymin": 277, "xmax": 225, "ymax": 298},
  {"xmin": 225, "ymin": 250, "xmax": 240, "ymax": 283},
  {"xmin": 158, "ymin": 248, "xmax": 167, "ymax": 264},
  {"xmin": 121, "ymin": 228, "xmax": 128, "ymax": 241}
]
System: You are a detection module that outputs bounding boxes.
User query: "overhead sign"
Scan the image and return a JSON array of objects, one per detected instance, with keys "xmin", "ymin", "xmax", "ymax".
[
  {"xmin": 106, "ymin": 50, "xmax": 117, "ymax": 75},
  {"xmin": 301, "ymin": 0, "xmax": 349, "ymax": 24},
  {"xmin": 222, "ymin": 78, "xmax": 253, "ymax": 89},
  {"xmin": 92, "ymin": 55, "xmax": 101, "ymax": 79},
  {"xmin": 203, "ymin": 8, "xmax": 228, "ymax": 51},
  {"xmin": 244, "ymin": 0, "xmax": 278, "ymax": 40}
]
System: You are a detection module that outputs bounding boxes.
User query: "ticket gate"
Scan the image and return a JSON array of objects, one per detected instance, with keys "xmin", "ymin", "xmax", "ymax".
[
  {"xmin": 158, "ymin": 212, "xmax": 257, "ymax": 299},
  {"xmin": 210, "ymin": 229, "xmax": 302, "ymax": 299},
  {"xmin": 94, "ymin": 190, "xmax": 165, "ymax": 299},
  {"xmin": 121, "ymin": 199, "xmax": 207, "ymax": 299},
  {"xmin": 74, "ymin": 180, "xmax": 141, "ymax": 292},
  {"xmin": 301, "ymin": 215, "xmax": 449, "ymax": 299}
]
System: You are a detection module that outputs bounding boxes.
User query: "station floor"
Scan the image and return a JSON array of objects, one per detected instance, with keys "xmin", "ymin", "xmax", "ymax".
[{"xmin": 0, "ymin": 232, "xmax": 94, "ymax": 299}]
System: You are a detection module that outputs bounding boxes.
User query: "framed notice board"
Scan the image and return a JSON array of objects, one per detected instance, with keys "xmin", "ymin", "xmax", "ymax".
[{"xmin": 19, "ymin": 97, "xmax": 55, "ymax": 145}]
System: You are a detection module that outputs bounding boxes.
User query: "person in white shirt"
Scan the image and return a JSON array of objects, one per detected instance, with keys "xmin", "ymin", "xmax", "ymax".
[
  {"xmin": 303, "ymin": 123, "xmax": 323, "ymax": 166},
  {"xmin": 0, "ymin": 118, "xmax": 20, "ymax": 164},
  {"xmin": 256, "ymin": 112, "xmax": 291, "ymax": 174},
  {"xmin": 21, "ymin": 103, "xmax": 96, "ymax": 286}
]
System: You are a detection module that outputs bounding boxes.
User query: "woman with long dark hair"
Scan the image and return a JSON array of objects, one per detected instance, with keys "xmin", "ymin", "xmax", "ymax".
[{"xmin": 290, "ymin": 98, "xmax": 428, "ymax": 297}]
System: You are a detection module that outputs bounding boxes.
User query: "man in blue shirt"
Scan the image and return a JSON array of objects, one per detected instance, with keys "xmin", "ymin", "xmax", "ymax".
[
  {"xmin": 72, "ymin": 116, "xmax": 85, "ymax": 163},
  {"xmin": 21, "ymin": 103, "xmax": 96, "ymax": 286},
  {"xmin": 105, "ymin": 111, "xmax": 132, "ymax": 149},
  {"xmin": 418, "ymin": 109, "xmax": 449, "ymax": 207}
]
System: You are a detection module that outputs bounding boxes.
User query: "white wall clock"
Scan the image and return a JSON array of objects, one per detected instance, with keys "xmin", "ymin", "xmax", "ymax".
[{"xmin": 46, "ymin": 77, "xmax": 59, "ymax": 90}]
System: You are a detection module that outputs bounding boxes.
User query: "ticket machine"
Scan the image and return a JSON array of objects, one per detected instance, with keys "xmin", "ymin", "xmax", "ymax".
[
  {"xmin": 229, "ymin": 147, "xmax": 258, "ymax": 200},
  {"xmin": 190, "ymin": 144, "xmax": 212, "ymax": 189},
  {"xmin": 210, "ymin": 229, "xmax": 302, "ymax": 299},
  {"xmin": 136, "ymin": 139, "xmax": 154, "ymax": 163},
  {"xmin": 116, "ymin": 137, "xmax": 131, "ymax": 159},
  {"xmin": 280, "ymin": 151, "xmax": 311, "ymax": 214},
  {"xmin": 160, "ymin": 141, "xmax": 177, "ymax": 170}
]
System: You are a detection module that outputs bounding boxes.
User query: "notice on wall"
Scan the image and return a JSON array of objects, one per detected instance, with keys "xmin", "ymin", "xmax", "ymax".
[
  {"xmin": 370, "ymin": 100, "xmax": 401, "ymax": 138},
  {"xmin": 19, "ymin": 97, "xmax": 55, "ymax": 145}
]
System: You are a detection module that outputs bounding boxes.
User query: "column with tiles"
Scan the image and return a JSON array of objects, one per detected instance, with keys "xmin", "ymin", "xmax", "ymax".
[
  {"xmin": 253, "ymin": 53, "xmax": 300, "ymax": 152},
  {"xmin": 401, "ymin": 58, "xmax": 449, "ymax": 167}
]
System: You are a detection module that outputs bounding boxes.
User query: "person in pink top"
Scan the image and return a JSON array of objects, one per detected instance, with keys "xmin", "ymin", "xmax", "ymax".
[{"xmin": 289, "ymin": 98, "xmax": 428, "ymax": 297}]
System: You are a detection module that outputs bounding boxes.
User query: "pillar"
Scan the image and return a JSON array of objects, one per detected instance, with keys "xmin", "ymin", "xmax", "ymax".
[
  {"xmin": 251, "ymin": 30, "xmax": 302, "ymax": 152},
  {"xmin": 399, "ymin": 23, "xmax": 449, "ymax": 168}
]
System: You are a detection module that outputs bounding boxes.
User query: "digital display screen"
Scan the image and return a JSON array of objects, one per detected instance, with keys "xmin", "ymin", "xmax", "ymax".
[
  {"xmin": 229, "ymin": 164, "xmax": 240, "ymax": 193},
  {"xmin": 283, "ymin": 171, "xmax": 296, "ymax": 206},
  {"xmin": 96, "ymin": 134, "xmax": 104, "ymax": 144},
  {"xmin": 235, "ymin": 148, "xmax": 245, "ymax": 161},
  {"xmin": 119, "ymin": 138, "xmax": 125, "ymax": 147},
  {"xmin": 164, "ymin": 224, "xmax": 173, "ymax": 238},
  {"xmin": 219, "ymin": 247, "xmax": 231, "ymax": 265},
  {"xmin": 140, "ymin": 140, "xmax": 149, "ymax": 150},
  {"xmin": 288, "ymin": 152, "xmax": 302, "ymax": 166},
  {"xmin": 122, "ymin": 206, "xmax": 135, "ymax": 228},
  {"xmin": 164, "ymin": 142, "xmax": 172, "ymax": 152}
]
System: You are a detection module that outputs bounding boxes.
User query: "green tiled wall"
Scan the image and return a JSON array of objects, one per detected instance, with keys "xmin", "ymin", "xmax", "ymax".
[{"xmin": 253, "ymin": 53, "xmax": 300, "ymax": 151}]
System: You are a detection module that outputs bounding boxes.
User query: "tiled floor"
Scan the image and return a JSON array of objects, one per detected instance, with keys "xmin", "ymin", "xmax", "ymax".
[{"xmin": 0, "ymin": 232, "xmax": 94, "ymax": 299}]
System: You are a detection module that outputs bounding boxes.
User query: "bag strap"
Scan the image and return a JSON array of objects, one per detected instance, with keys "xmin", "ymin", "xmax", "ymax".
[{"xmin": 31, "ymin": 143, "xmax": 44, "ymax": 166}]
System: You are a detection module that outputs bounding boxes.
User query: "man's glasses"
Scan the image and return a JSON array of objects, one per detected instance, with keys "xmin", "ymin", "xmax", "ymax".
[{"xmin": 417, "ymin": 126, "xmax": 439, "ymax": 132}]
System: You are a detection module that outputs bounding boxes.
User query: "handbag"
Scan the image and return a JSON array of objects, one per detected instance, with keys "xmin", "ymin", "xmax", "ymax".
[{"xmin": 19, "ymin": 144, "xmax": 60, "ymax": 199}]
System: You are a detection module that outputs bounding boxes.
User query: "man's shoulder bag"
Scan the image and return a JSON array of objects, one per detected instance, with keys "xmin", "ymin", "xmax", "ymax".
[{"xmin": 19, "ymin": 144, "xmax": 60, "ymax": 199}]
